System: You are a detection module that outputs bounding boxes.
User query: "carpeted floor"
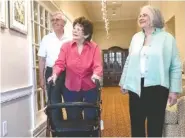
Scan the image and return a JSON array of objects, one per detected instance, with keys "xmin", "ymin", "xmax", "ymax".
[
  {"xmin": 101, "ymin": 87, "xmax": 131, "ymax": 137},
  {"xmin": 62, "ymin": 87, "xmax": 131, "ymax": 137}
]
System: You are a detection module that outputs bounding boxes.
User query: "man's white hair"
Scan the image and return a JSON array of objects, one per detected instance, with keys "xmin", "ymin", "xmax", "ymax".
[{"xmin": 51, "ymin": 11, "xmax": 67, "ymax": 26}]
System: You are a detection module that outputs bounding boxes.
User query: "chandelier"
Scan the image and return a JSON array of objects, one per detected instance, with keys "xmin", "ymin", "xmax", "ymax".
[{"xmin": 101, "ymin": 0, "xmax": 110, "ymax": 39}]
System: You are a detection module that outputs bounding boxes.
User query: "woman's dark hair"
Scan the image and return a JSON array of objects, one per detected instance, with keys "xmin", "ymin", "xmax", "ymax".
[{"xmin": 73, "ymin": 16, "xmax": 93, "ymax": 41}]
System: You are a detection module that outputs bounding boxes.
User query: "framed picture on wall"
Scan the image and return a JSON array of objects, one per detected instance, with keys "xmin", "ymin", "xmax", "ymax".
[
  {"xmin": 9, "ymin": 0, "xmax": 27, "ymax": 34},
  {"xmin": 0, "ymin": 0, "xmax": 8, "ymax": 28}
]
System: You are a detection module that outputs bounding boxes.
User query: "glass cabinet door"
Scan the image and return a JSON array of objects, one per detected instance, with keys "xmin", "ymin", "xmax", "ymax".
[{"xmin": 102, "ymin": 47, "xmax": 128, "ymax": 86}]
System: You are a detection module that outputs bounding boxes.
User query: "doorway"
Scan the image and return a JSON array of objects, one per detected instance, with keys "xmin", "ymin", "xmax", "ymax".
[
  {"xmin": 102, "ymin": 46, "xmax": 128, "ymax": 87},
  {"xmin": 165, "ymin": 16, "xmax": 175, "ymax": 37}
]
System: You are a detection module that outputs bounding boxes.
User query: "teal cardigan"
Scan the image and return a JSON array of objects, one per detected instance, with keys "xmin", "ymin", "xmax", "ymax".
[{"xmin": 119, "ymin": 28, "xmax": 182, "ymax": 96}]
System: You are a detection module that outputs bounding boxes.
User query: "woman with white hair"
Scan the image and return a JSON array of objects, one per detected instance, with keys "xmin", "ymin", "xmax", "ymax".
[{"xmin": 119, "ymin": 5, "xmax": 182, "ymax": 137}]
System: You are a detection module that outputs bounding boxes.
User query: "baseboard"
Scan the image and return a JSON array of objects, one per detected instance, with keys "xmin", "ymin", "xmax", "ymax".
[
  {"xmin": 0, "ymin": 85, "xmax": 33, "ymax": 103},
  {"xmin": 32, "ymin": 119, "xmax": 47, "ymax": 137}
]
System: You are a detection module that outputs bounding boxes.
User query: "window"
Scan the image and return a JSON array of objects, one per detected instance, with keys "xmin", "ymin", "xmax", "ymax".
[
  {"xmin": 31, "ymin": 1, "xmax": 73, "ymax": 127},
  {"xmin": 31, "ymin": 1, "xmax": 52, "ymax": 121}
]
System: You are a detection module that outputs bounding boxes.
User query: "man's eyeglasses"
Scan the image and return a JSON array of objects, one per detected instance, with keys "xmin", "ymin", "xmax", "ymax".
[{"xmin": 51, "ymin": 18, "xmax": 62, "ymax": 22}]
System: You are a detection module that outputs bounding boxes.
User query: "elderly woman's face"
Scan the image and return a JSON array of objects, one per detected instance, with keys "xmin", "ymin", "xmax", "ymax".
[
  {"xmin": 72, "ymin": 23, "xmax": 85, "ymax": 41},
  {"xmin": 138, "ymin": 7, "xmax": 152, "ymax": 29}
]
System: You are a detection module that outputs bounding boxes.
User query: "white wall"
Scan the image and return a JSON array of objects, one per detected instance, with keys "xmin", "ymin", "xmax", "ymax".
[
  {"xmin": 64, "ymin": 18, "xmax": 73, "ymax": 39},
  {"xmin": 0, "ymin": 0, "xmax": 34, "ymax": 136},
  {"xmin": 1, "ymin": 92, "xmax": 32, "ymax": 137},
  {"xmin": 58, "ymin": 1, "xmax": 91, "ymax": 21},
  {"xmin": 94, "ymin": 20, "xmax": 137, "ymax": 50},
  {"xmin": 0, "ymin": 1, "xmax": 63, "ymax": 137},
  {"xmin": 149, "ymin": 1, "xmax": 185, "ymax": 62},
  {"xmin": 0, "ymin": 30, "xmax": 31, "ymax": 92}
]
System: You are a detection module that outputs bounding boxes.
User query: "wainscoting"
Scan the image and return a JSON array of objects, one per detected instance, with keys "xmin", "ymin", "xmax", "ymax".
[{"xmin": 1, "ymin": 85, "xmax": 33, "ymax": 137}]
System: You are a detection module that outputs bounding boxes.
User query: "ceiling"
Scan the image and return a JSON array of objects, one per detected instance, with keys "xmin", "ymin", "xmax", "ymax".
[{"xmin": 83, "ymin": 1, "xmax": 147, "ymax": 22}]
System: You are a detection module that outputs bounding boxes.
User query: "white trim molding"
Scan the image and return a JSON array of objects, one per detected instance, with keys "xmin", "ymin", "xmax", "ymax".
[
  {"xmin": 32, "ymin": 118, "xmax": 47, "ymax": 137},
  {"xmin": 0, "ymin": 85, "xmax": 33, "ymax": 103}
]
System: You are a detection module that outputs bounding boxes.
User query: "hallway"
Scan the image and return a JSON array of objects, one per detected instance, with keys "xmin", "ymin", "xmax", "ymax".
[
  {"xmin": 101, "ymin": 87, "xmax": 131, "ymax": 137},
  {"xmin": 1, "ymin": 1, "xmax": 185, "ymax": 137}
]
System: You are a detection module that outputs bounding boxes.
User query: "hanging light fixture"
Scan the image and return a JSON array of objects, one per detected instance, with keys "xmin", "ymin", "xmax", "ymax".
[{"xmin": 101, "ymin": 0, "xmax": 110, "ymax": 39}]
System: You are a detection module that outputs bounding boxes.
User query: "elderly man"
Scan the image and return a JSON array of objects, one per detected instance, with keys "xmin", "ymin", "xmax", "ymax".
[{"xmin": 38, "ymin": 11, "xmax": 70, "ymax": 136}]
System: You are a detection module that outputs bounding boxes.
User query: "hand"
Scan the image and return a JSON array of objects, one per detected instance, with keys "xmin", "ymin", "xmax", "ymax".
[
  {"xmin": 39, "ymin": 78, "xmax": 45, "ymax": 90},
  {"xmin": 47, "ymin": 74, "xmax": 57, "ymax": 85},
  {"xmin": 168, "ymin": 92, "xmax": 178, "ymax": 107},
  {"xmin": 91, "ymin": 74, "xmax": 100, "ymax": 83},
  {"xmin": 120, "ymin": 87, "xmax": 128, "ymax": 95}
]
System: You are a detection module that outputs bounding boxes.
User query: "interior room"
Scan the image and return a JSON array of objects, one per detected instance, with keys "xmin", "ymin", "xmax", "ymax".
[{"xmin": 0, "ymin": 0, "xmax": 185, "ymax": 137}]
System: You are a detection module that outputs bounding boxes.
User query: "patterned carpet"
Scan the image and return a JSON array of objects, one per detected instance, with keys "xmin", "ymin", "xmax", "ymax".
[
  {"xmin": 101, "ymin": 87, "xmax": 131, "ymax": 137},
  {"xmin": 61, "ymin": 87, "xmax": 131, "ymax": 137}
]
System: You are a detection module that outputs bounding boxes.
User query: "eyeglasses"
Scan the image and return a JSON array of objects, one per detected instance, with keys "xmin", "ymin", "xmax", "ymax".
[
  {"xmin": 138, "ymin": 13, "xmax": 149, "ymax": 18},
  {"xmin": 51, "ymin": 18, "xmax": 62, "ymax": 22}
]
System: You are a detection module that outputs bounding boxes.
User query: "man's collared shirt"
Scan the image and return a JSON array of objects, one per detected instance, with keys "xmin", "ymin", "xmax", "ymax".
[{"xmin": 38, "ymin": 32, "xmax": 70, "ymax": 67}]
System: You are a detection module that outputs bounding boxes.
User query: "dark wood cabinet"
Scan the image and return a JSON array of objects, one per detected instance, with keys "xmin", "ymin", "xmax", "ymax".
[{"xmin": 102, "ymin": 46, "xmax": 128, "ymax": 87}]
